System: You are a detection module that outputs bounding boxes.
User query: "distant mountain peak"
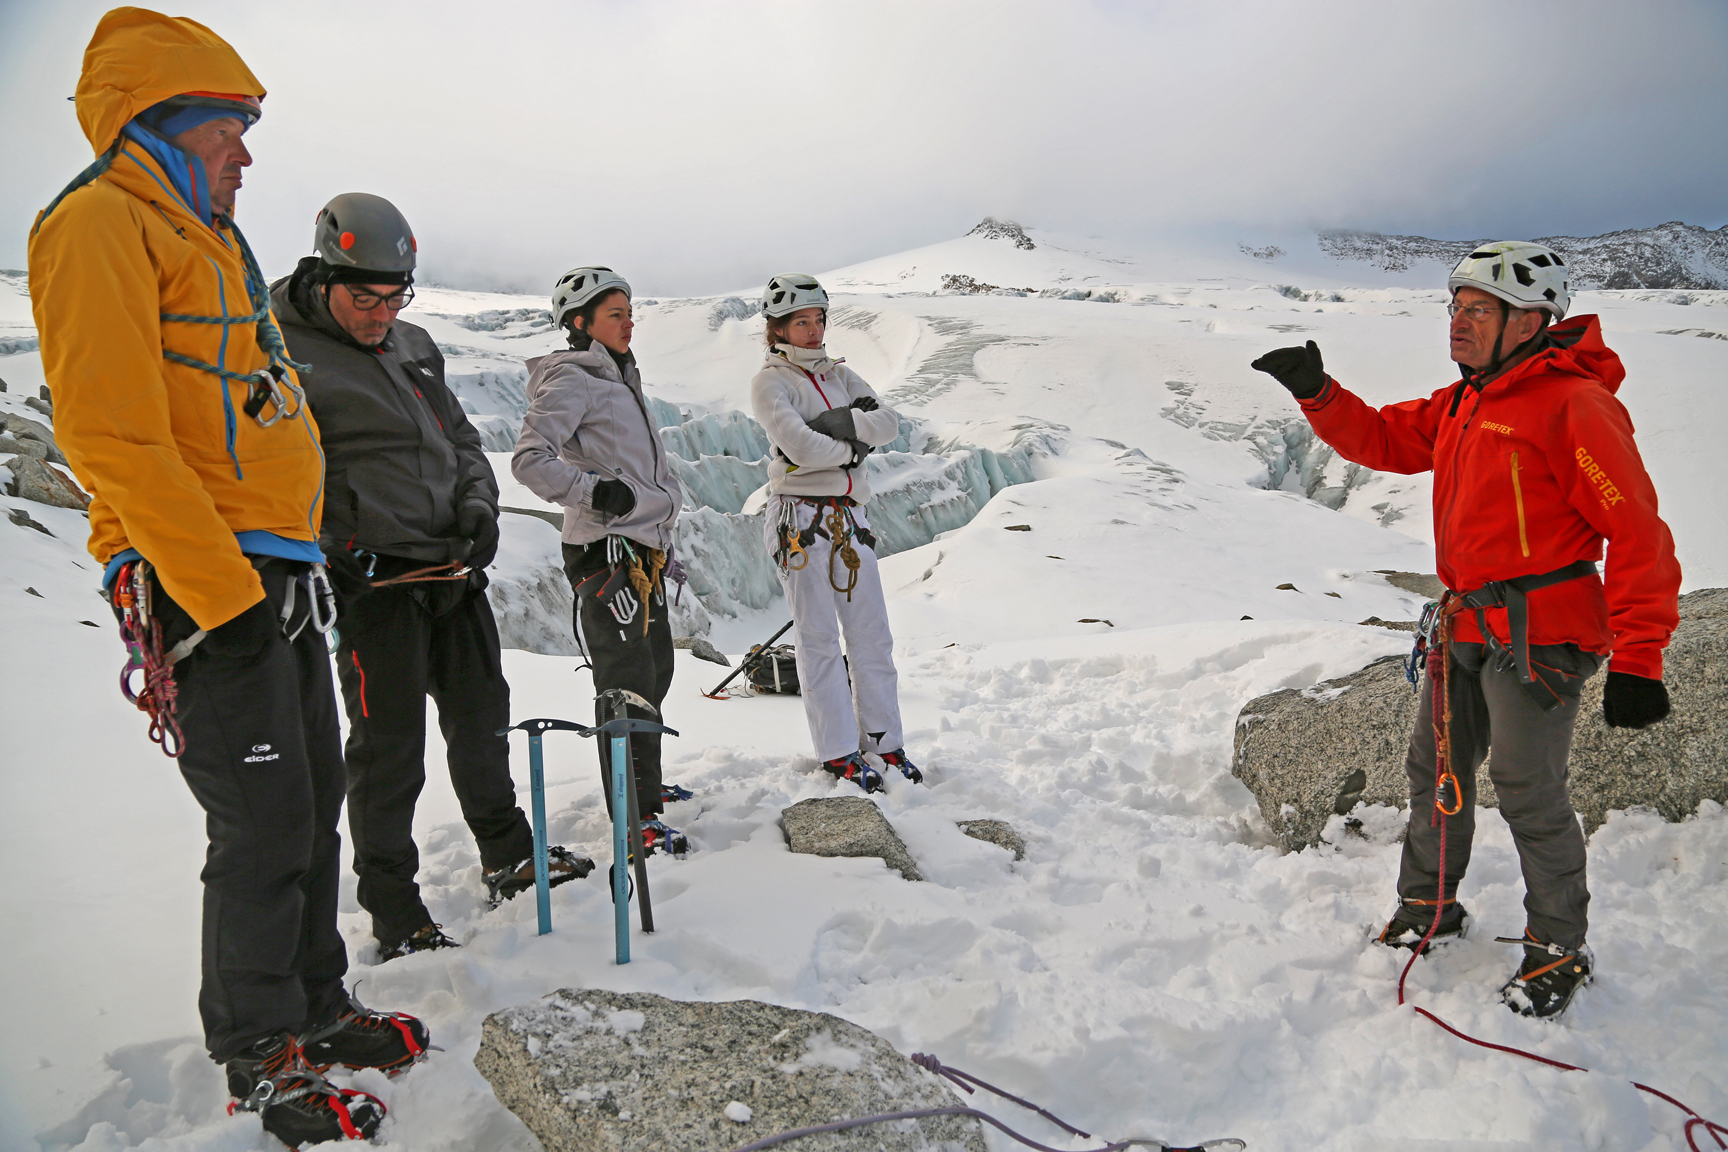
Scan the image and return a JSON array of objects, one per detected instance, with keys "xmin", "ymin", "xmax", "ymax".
[
  {"xmin": 1318, "ymin": 222, "xmax": 1728, "ymax": 290},
  {"xmin": 969, "ymin": 217, "xmax": 1036, "ymax": 250}
]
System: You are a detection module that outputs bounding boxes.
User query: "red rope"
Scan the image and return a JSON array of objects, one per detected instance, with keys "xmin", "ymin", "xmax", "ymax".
[{"xmin": 1397, "ymin": 608, "xmax": 1725, "ymax": 1151}]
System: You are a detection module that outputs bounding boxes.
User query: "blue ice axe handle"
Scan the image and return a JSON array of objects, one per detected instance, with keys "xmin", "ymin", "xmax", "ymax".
[
  {"xmin": 498, "ymin": 718, "xmax": 592, "ymax": 936},
  {"xmin": 594, "ymin": 715, "xmax": 678, "ymax": 963}
]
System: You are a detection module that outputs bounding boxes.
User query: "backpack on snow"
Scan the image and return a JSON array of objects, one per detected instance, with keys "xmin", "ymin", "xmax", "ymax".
[{"xmin": 742, "ymin": 643, "xmax": 800, "ymax": 695}]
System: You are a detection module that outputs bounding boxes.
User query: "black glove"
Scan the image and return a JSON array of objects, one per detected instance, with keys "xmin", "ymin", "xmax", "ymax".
[
  {"xmin": 1250, "ymin": 339, "xmax": 1329, "ymax": 400},
  {"xmin": 807, "ymin": 406, "xmax": 857, "ymax": 441},
  {"xmin": 322, "ymin": 547, "xmax": 374, "ymax": 603},
  {"xmin": 458, "ymin": 499, "xmax": 500, "ymax": 570},
  {"xmin": 840, "ymin": 439, "xmax": 870, "ymax": 470},
  {"xmin": 202, "ymin": 597, "xmax": 276, "ymax": 659},
  {"xmin": 1602, "ymin": 670, "xmax": 1670, "ymax": 729},
  {"xmin": 849, "ymin": 396, "xmax": 879, "ymax": 413},
  {"xmin": 591, "ymin": 477, "xmax": 636, "ymax": 517}
]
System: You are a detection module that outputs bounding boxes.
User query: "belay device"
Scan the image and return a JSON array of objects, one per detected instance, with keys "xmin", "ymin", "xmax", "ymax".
[{"xmin": 499, "ymin": 691, "xmax": 677, "ymax": 962}]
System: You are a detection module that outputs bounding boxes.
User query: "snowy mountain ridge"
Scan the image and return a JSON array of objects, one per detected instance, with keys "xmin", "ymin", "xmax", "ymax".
[{"xmin": 1317, "ymin": 220, "xmax": 1728, "ymax": 290}]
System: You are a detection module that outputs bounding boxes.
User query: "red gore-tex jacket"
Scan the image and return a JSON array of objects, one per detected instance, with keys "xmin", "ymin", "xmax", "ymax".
[{"xmin": 1298, "ymin": 315, "xmax": 1680, "ymax": 679}]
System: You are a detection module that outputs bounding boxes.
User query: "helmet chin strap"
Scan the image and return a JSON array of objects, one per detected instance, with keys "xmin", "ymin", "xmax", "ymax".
[{"xmin": 1464, "ymin": 300, "xmax": 1546, "ymax": 387}]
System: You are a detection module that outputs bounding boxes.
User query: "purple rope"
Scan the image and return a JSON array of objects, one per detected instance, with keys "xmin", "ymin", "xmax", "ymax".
[
  {"xmin": 724, "ymin": 1053, "xmax": 1244, "ymax": 1152},
  {"xmin": 726, "ymin": 1105, "xmax": 1164, "ymax": 1152},
  {"xmin": 912, "ymin": 1052, "xmax": 1093, "ymax": 1138}
]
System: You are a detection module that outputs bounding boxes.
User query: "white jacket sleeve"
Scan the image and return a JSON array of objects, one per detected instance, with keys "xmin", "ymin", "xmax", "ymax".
[
  {"xmin": 840, "ymin": 367, "xmax": 901, "ymax": 447},
  {"xmin": 752, "ymin": 372, "xmax": 856, "ymax": 469},
  {"xmin": 512, "ymin": 361, "xmax": 596, "ymax": 508}
]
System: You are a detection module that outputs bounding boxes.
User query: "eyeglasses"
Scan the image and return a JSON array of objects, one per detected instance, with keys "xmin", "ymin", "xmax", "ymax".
[
  {"xmin": 345, "ymin": 285, "xmax": 414, "ymax": 311},
  {"xmin": 1447, "ymin": 301, "xmax": 1503, "ymax": 321}
]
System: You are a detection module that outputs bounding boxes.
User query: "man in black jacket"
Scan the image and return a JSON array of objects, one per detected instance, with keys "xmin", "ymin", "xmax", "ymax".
[{"xmin": 272, "ymin": 193, "xmax": 591, "ymax": 961}]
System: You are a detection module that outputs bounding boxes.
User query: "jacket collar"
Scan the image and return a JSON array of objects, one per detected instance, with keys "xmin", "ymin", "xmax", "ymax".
[
  {"xmin": 1474, "ymin": 314, "xmax": 1623, "ymax": 397},
  {"xmin": 272, "ymin": 256, "xmax": 392, "ymax": 354},
  {"xmin": 118, "ymin": 121, "xmax": 214, "ymax": 227},
  {"xmin": 767, "ymin": 343, "xmax": 839, "ymax": 375}
]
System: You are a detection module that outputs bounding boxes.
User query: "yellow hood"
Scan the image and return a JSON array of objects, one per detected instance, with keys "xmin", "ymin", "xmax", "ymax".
[{"xmin": 75, "ymin": 6, "xmax": 265, "ymax": 154}]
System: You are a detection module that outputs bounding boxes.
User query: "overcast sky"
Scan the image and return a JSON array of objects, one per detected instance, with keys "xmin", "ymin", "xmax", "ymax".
[{"xmin": 4, "ymin": 0, "xmax": 1725, "ymax": 297}]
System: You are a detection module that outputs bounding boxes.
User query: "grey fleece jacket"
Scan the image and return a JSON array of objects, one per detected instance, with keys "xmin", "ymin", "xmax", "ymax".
[
  {"xmin": 750, "ymin": 345, "xmax": 901, "ymax": 503},
  {"xmin": 512, "ymin": 343, "xmax": 682, "ymax": 551},
  {"xmin": 270, "ymin": 258, "xmax": 498, "ymax": 563}
]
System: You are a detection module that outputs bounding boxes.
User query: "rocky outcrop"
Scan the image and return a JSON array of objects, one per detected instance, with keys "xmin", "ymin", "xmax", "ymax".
[
  {"xmin": 475, "ymin": 988, "xmax": 985, "ymax": 1152},
  {"xmin": 4, "ymin": 455, "xmax": 89, "ymax": 510},
  {"xmin": 1, "ymin": 411, "xmax": 68, "ymax": 465},
  {"xmin": 1232, "ymin": 588, "xmax": 1728, "ymax": 851},
  {"xmin": 956, "ymin": 819, "xmax": 1025, "ymax": 860},
  {"xmin": 782, "ymin": 796, "xmax": 922, "ymax": 881},
  {"xmin": 967, "ymin": 217, "xmax": 1035, "ymax": 250}
]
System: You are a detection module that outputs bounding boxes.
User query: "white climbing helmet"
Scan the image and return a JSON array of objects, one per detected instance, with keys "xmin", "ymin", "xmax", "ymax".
[
  {"xmin": 1447, "ymin": 241, "xmax": 1570, "ymax": 318},
  {"xmin": 761, "ymin": 273, "xmax": 829, "ymax": 319},
  {"xmin": 551, "ymin": 266, "xmax": 631, "ymax": 328}
]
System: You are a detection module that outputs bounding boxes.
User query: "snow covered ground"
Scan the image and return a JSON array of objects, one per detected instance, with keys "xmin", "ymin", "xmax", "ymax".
[{"xmin": 2, "ymin": 226, "xmax": 1725, "ymax": 1152}]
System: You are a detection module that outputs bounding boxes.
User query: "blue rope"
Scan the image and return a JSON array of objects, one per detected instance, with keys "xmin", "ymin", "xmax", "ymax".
[
  {"xmin": 154, "ymin": 214, "xmax": 308, "ymax": 387},
  {"xmin": 31, "ymin": 143, "xmax": 121, "ymax": 236}
]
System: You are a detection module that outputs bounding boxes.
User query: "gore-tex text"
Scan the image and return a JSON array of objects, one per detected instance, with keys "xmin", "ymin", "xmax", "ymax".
[{"xmin": 1574, "ymin": 447, "xmax": 1626, "ymax": 507}]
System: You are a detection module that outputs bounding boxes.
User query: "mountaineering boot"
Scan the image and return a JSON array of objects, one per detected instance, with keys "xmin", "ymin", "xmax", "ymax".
[
  {"xmin": 824, "ymin": 752, "xmax": 884, "ymax": 794},
  {"xmin": 640, "ymin": 818, "xmax": 688, "ymax": 857},
  {"xmin": 1499, "ymin": 933, "xmax": 1592, "ymax": 1019},
  {"xmin": 226, "ymin": 1031, "xmax": 386, "ymax": 1146},
  {"xmin": 878, "ymin": 748, "xmax": 922, "ymax": 783},
  {"xmin": 660, "ymin": 782, "xmax": 693, "ymax": 804},
  {"xmin": 483, "ymin": 844, "xmax": 596, "ymax": 906},
  {"xmin": 301, "ymin": 992, "xmax": 430, "ymax": 1076},
  {"xmin": 377, "ymin": 922, "xmax": 460, "ymax": 963},
  {"xmin": 1376, "ymin": 899, "xmax": 1470, "ymax": 954}
]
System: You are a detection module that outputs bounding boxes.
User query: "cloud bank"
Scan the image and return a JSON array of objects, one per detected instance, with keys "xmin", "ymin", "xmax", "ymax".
[{"xmin": 3, "ymin": 0, "xmax": 1724, "ymax": 296}]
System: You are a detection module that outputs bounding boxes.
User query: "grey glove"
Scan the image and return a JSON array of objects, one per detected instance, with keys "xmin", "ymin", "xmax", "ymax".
[
  {"xmin": 807, "ymin": 406, "xmax": 856, "ymax": 441},
  {"xmin": 840, "ymin": 439, "xmax": 870, "ymax": 470}
]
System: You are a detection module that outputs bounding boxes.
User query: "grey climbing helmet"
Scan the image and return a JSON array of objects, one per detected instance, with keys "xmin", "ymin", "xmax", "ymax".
[{"xmin": 314, "ymin": 193, "xmax": 417, "ymax": 277}]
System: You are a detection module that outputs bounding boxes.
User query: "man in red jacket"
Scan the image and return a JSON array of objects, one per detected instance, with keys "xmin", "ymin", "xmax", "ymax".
[{"xmin": 1252, "ymin": 241, "xmax": 1680, "ymax": 1018}]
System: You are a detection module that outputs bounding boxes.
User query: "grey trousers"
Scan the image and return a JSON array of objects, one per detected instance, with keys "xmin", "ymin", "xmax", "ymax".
[{"xmin": 1399, "ymin": 640, "xmax": 1602, "ymax": 949}]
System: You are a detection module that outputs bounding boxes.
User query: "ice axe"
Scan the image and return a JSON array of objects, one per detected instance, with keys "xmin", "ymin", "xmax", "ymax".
[
  {"xmin": 499, "ymin": 703, "xmax": 676, "ymax": 953},
  {"xmin": 596, "ymin": 689, "xmax": 678, "ymax": 963},
  {"xmin": 497, "ymin": 717, "xmax": 589, "ymax": 937},
  {"xmin": 703, "ymin": 619, "xmax": 794, "ymax": 698}
]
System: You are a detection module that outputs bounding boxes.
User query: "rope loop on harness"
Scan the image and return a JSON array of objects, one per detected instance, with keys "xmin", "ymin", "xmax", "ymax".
[{"xmin": 113, "ymin": 559, "xmax": 191, "ymax": 758}]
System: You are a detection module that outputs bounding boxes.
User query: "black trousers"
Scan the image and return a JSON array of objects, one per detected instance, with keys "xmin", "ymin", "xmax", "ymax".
[
  {"xmin": 139, "ymin": 561, "xmax": 350, "ymax": 1063},
  {"xmin": 334, "ymin": 581, "xmax": 530, "ymax": 946},
  {"xmin": 563, "ymin": 541, "xmax": 674, "ymax": 818},
  {"xmin": 1400, "ymin": 640, "xmax": 1602, "ymax": 949}
]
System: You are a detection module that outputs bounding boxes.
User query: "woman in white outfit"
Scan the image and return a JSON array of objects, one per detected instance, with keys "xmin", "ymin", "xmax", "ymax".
[{"xmin": 749, "ymin": 273, "xmax": 921, "ymax": 792}]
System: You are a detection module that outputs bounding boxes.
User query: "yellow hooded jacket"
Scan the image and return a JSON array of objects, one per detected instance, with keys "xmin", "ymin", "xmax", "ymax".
[{"xmin": 27, "ymin": 7, "xmax": 324, "ymax": 631}]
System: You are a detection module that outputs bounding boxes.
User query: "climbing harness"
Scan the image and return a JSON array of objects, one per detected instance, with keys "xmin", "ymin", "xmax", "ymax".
[
  {"xmin": 567, "ymin": 536, "xmax": 668, "ymax": 637},
  {"xmin": 775, "ymin": 496, "xmax": 876, "ymax": 600},
  {"xmin": 726, "ymin": 1052, "xmax": 1244, "ymax": 1152},
  {"xmin": 113, "ymin": 559, "xmax": 197, "ymax": 758},
  {"xmin": 279, "ymin": 563, "xmax": 339, "ymax": 642},
  {"xmin": 1394, "ymin": 609, "xmax": 1726, "ymax": 1152},
  {"xmin": 1454, "ymin": 559, "xmax": 1598, "ymax": 712},
  {"xmin": 367, "ymin": 561, "xmax": 470, "ymax": 588}
]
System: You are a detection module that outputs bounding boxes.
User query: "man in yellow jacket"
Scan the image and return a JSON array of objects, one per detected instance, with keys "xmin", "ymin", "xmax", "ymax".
[{"xmin": 28, "ymin": 9, "xmax": 425, "ymax": 1145}]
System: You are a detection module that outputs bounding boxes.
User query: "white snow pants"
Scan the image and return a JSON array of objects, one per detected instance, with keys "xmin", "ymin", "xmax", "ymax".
[{"xmin": 764, "ymin": 496, "xmax": 903, "ymax": 761}]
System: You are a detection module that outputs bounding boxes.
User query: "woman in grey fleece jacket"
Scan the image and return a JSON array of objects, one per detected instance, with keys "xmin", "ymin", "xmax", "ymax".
[
  {"xmin": 511, "ymin": 267, "xmax": 688, "ymax": 852},
  {"xmin": 749, "ymin": 273, "xmax": 923, "ymax": 793}
]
